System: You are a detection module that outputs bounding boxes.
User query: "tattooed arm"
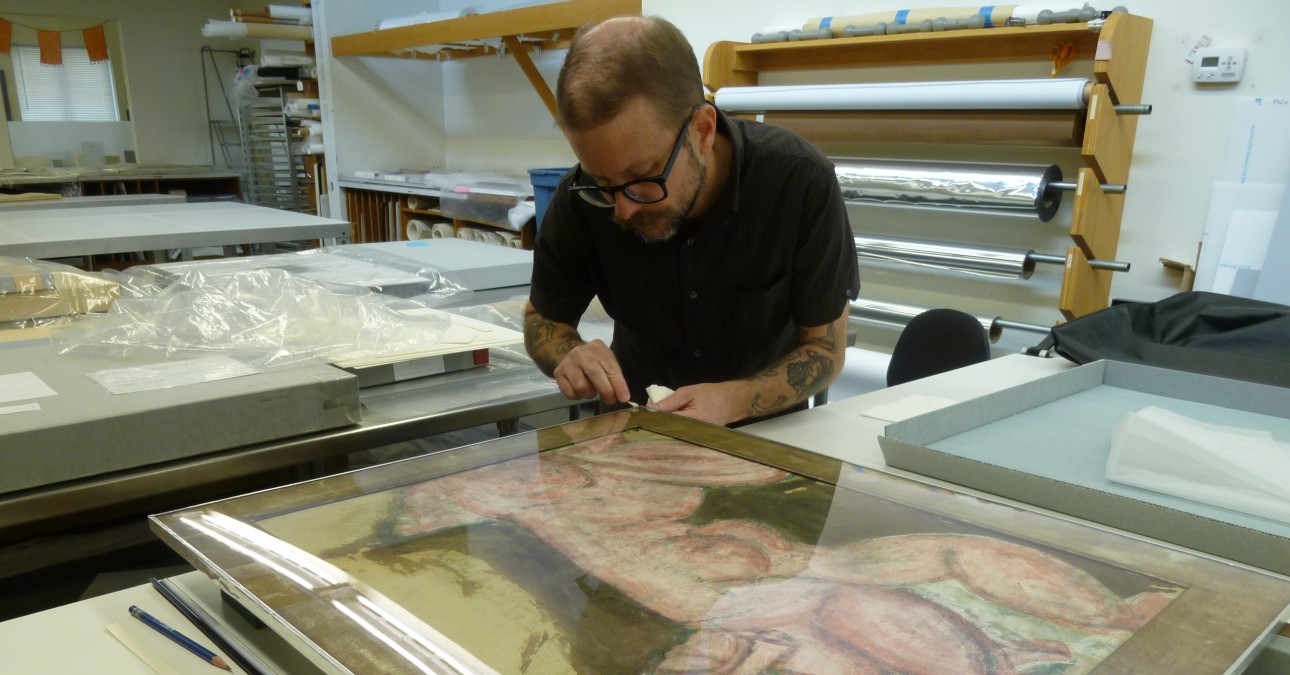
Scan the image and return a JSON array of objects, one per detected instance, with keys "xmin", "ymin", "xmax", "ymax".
[
  {"xmin": 651, "ymin": 310, "xmax": 848, "ymax": 426},
  {"xmin": 524, "ymin": 301, "xmax": 632, "ymax": 405}
]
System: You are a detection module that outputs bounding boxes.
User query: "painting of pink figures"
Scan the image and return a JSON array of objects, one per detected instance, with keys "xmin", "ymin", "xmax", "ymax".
[{"xmin": 254, "ymin": 427, "xmax": 1184, "ymax": 674}]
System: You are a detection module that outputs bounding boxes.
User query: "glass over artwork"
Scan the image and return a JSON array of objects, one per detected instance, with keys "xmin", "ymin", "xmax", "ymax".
[{"xmin": 151, "ymin": 410, "xmax": 1290, "ymax": 674}]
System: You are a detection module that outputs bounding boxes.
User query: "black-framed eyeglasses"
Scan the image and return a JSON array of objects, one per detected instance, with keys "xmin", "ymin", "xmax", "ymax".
[{"xmin": 568, "ymin": 102, "xmax": 707, "ymax": 208}]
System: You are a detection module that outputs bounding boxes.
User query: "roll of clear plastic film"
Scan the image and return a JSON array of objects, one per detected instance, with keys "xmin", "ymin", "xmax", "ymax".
[{"xmin": 834, "ymin": 159, "xmax": 1063, "ymax": 222}]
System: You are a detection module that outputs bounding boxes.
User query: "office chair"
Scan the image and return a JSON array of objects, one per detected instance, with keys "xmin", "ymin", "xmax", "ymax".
[{"xmin": 886, "ymin": 308, "xmax": 992, "ymax": 387}]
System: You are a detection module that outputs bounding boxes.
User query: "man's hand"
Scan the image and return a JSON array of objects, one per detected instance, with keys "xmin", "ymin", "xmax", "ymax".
[
  {"xmin": 649, "ymin": 381, "xmax": 752, "ymax": 426},
  {"xmin": 553, "ymin": 339, "xmax": 632, "ymax": 405}
]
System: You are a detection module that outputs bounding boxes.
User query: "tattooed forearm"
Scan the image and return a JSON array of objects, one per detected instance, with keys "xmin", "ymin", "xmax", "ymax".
[
  {"xmin": 523, "ymin": 308, "xmax": 584, "ymax": 377},
  {"xmin": 739, "ymin": 312, "xmax": 849, "ymax": 419},
  {"xmin": 749, "ymin": 392, "xmax": 790, "ymax": 415},
  {"xmin": 785, "ymin": 351, "xmax": 834, "ymax": 397}
]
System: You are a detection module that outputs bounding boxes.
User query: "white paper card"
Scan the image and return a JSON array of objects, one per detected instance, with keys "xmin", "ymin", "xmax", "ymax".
[
  {"xmin": 392, "ymin": 355, "xmax": 447, "ymax": 381},
  {"xmin": 0, "ymin": 371, "xmax": 57, "ymax": 404},
  {"xmin": 860, "ymin": 395, "xmax": 958, "ymax": 423},
  {"xmin": 1211, "ymin": 209, "xmax": 1278, "ymax": 296},
  {"xmin": 1194, "ymin": 182, "xmax": 1285, "ymax": 292},
  {"xmin": 88, "ymin": 356, "xmax": 259, "ymax": 395},
  {"xmin": 1221, "ymin": 96, "xmax": 1290, "ymax": 185},
  {"xmin": 0, "ymin": 402, "xmax": 41, "ymax": 415}
]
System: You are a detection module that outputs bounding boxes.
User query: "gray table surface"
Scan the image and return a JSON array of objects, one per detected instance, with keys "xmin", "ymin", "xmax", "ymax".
[{"xmin": 0, "ymin": 202, "xmax": 349, "ymax": 259}]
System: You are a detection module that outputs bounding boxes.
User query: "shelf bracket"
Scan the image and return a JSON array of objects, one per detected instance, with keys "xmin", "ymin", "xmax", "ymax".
[{"xmin": 503, "ymin": 35, "xmax": 560, "ymax": 120}]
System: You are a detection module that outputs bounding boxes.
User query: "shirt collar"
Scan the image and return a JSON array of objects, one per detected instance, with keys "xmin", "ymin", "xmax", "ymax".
[{"xmin": 709, "ymin": 106, "xmax": 743, "ymax": 220}]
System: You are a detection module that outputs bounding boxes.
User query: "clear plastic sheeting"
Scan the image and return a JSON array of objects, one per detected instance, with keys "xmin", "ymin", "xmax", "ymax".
[
  {"xmin": 0, "ymin": 256, "xmax": 120, "ymax": 330},
  {"xmin": 835, "ymin": 159, "xmax": 1063, "ymax": 221},
  {"xmin": 50, "ymin": 267, "xmax": 462, "ymax": 369},
  {"xmin": 444, "ymin": 296, "xmax": 530, "ymax": 359},
  {"xmin": 131, "ymin": 246, "xmax": 472, "ymax": 306},
  {"xmin": 1108, "ymin": 406, "xmax": 1290, "ymax": 523}
]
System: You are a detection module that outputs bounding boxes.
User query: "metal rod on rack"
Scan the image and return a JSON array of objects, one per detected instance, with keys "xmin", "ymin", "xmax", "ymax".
[
  {"xmin": 1027, "ymin": 252, "xmax": 1130, "ymax": 272},
  {"xmin": 1047, "ymin": 181, "xmax": 1126, "ymax": 194},
  {"xmin": 848, "ymin": 298, "xmax": 1051, "ymax": 341},
  {"xmin": 855, "ymin": 235, "xmax": 1131, "ymax": 278},
  {"xmin": 1113, "ymin": 104, "xmax": 1152, "ymax": 115}
]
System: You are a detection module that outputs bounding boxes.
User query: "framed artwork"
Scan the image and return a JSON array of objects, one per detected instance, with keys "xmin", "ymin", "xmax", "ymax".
[{"xmin": 151, "ymin": 409, "xmax": 1290, "ymax": 674}]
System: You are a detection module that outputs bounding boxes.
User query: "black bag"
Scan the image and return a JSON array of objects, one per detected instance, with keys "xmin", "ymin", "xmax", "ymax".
[{"xmin": 1036, "ymin": 291, "xmax": 1290, "ymax": 388}]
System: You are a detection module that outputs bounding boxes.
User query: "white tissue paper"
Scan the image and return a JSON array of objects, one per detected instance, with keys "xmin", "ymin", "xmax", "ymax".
[
  {"xmin": 646, "ymin": 384, "xmax": 675, "ymax": 406},
  {"xmin": 1107, "ymin": 405, "xmax": 1290, "ymax": 523}
]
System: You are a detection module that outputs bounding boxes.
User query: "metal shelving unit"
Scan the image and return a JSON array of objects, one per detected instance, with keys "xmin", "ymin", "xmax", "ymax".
[{"xmin": 238, "ymin": 84, "xmax": 309, "ymax": 213}]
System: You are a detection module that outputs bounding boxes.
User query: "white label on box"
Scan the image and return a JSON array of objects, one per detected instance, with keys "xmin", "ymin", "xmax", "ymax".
[
  {"xmin": 0, "ymin": 371, "xmax": 57, "ymax": 404},
  {"xmin": 88, "ymin": 356, "xmax": 260, "ymax": 395},
  {"xmin": 392, "ymin": 355, "xmax": 447, "ymax": 381}
]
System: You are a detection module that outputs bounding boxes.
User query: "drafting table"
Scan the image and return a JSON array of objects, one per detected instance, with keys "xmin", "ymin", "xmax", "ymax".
[{"xmin": 0, "ymin": 202, "xmax": 349, "ymax": 261}]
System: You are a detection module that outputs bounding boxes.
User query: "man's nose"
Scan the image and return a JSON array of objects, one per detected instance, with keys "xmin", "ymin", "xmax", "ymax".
[{"xmin": 614, "ymin": 192, "xmax": 644, "ymax": 220}]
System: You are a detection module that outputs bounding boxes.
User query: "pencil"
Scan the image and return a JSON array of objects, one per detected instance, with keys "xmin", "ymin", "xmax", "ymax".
[{"xmin": 128, "ymin": 605, "xmax": 232, "ymax": 671}]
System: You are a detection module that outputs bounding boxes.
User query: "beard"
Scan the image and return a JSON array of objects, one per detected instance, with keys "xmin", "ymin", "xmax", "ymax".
[{"xmin": 613, "ymin": 147, "xmax": 706, "ymax": 243}]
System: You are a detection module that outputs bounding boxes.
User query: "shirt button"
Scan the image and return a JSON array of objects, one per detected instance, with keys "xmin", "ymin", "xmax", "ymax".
[
  {"xmin": 693, "ymin": 349, "xmax": 702, "ymax": 357},
  {"xmin": 689, "ymin": 290, "xmax": 698, "ymax": 300}
]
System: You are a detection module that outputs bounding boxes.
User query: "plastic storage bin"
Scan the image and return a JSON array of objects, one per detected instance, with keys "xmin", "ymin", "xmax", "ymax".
[{"xmin": 529, "ymin": 168, "xmax": 570, "ymax": 230}]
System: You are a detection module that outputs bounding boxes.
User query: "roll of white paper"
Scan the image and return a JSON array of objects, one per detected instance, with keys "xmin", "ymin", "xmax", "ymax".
[
  {"xmin": 507, "ymin": 237, "xmax": 524, "ymax": 249},
  {"xmin": 267, "ymin": 5, "xmax": 314, "ymax": 22},
  {"xmin": 715, "ymin": 79, "xmax": 1090, "ymax": 112},
  {"xmin": 406, "ymin": 219, "xmax": 433, "ymax": 240},
  {"xmin": 262, "ymin": 50, "xmax": 314, "ymax": 67},
  {"xmin": 432, "ymin": 222, "xmax": 455, "ymax": 239},
  {"xmin": 201, "ymin": 20, "xmax": 312, "ymax": 40}
]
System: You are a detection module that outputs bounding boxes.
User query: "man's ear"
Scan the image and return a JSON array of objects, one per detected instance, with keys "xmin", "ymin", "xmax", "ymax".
[{"xmin": 695, "ymin": 103, "xmax": 718, "ymax": 150}]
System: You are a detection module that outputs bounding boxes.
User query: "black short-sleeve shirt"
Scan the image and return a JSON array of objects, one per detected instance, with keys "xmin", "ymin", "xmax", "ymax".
[{"xmin": 530, "ymin": 109, "xmax": 860, "ymax": 404}]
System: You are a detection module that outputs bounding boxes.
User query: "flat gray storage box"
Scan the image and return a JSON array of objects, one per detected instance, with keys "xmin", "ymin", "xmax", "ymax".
[
  {"xmin": 0, "ymin": 346, "xmax": 359, "ymax": 495},
  {"xmin": 879, "ymin": 359, "xmax": 1290, "ymax": 575},
  {"xmin": 342, "ymin": 239, "xmax": 532, "ymax": 291}
]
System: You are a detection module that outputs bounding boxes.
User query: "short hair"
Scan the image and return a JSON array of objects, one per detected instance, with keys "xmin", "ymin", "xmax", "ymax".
[{"xmin": 556, "ymin": 16, "xmax": 705, "ymax": 132}]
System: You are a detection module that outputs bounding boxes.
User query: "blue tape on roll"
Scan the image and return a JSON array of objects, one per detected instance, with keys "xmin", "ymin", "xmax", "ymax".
[
  {"xmin": 895, "ymin": 9, "xmax": 910, "ymax": 24},
  {"xmin": 979, "ymin": 6, "xmax": 995, "ymax": 28}
]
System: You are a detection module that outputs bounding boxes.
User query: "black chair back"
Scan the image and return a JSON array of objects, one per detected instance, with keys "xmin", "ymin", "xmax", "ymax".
[{"xmin": 887, "ymin": 308, "xmax": 991, "ymax": 387}]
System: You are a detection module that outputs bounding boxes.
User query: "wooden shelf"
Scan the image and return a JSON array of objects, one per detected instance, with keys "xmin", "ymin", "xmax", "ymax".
[
  {"xmin": 330, "ymin": 0, "xmax": 640, "ymax": 118},
  {"xmin": 703, "ymin": 13, "xmax": 1153, "ymax": 321},
  {"xmin": 333, "ymin": 0, "xmax": 638, "ymax": 58},
  {"xmin": 706, "ymin": 15, "xmax": 1150, "ymax": 103}
]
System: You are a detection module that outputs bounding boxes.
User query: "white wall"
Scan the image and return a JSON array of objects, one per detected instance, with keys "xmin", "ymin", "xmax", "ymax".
[
  {"xmin": 314, "ymin": 0, "xmax": 451, "ymax": 191},
  {"xmin": 0, "ymin": 0, "xmax": 268, "ymax": 165},
  {"xmin": 320, "ymin": 0, "xmax": 1290, "ymax": 352}
]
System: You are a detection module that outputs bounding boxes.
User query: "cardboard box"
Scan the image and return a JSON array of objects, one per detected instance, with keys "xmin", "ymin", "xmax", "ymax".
[
  {"xmin": 0, "ymin": 346, "xmax": 360, "ymax": 495},
  {"xmin": 879, "ymin": 360, "xmax": 1290, "ymax": 575}
]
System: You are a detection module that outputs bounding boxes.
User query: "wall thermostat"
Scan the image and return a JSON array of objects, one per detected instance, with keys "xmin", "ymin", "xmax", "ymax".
[{"xmin": 1192, "ymin": 47, "xmax": 1246, "ymax": 83}]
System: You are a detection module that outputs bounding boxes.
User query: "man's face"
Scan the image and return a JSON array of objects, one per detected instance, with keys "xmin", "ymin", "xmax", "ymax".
[{"xmin": 565, "ymin": 99, "xmax": 705, "ymax": 243}]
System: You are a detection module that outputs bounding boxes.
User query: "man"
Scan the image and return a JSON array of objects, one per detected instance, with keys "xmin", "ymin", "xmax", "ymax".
[{"xmin": 525, "ymin": 16, "xmax": 860, "ymax": 426}]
